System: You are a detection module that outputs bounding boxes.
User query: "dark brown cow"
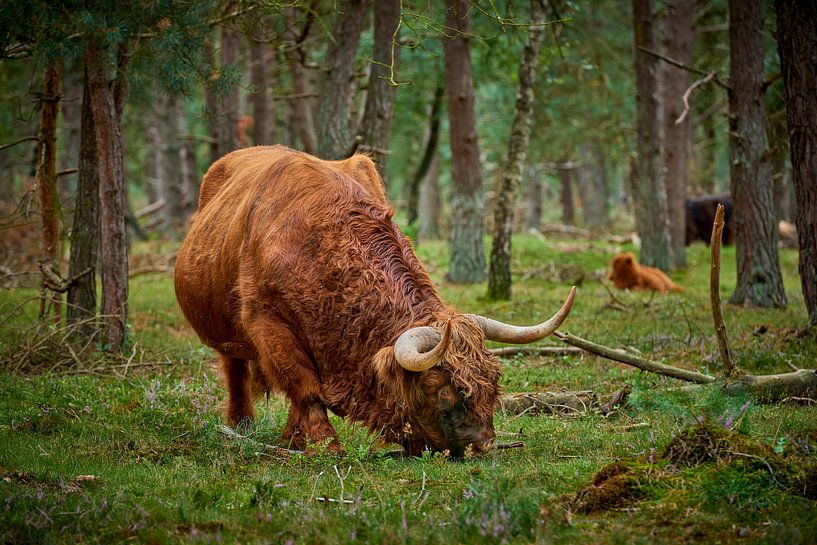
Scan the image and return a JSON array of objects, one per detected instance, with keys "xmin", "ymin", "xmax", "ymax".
[{"xmin": 174, "ymin": 146, "xmax": 574, "ymax": 457}]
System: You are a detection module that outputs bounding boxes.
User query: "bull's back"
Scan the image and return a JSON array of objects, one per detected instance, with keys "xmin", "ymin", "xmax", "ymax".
[{"xmin": 175, "ymin": 146, "xmax": 388, "ymax": 357}]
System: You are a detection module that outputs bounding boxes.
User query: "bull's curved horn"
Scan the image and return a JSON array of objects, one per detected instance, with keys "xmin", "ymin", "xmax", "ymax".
[
  {"xmin": 393, "ymin": 319, "xmax": 453, "ymax": 372},
  {"xmin": 468, "ymin": 286, "xmax": 576, "ymax": 344}
]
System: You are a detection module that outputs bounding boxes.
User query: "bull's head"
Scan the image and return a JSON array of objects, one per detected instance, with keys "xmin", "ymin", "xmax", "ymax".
[{"xmin": 379, "ymin": 287, "xmax": 576, "ymax": 458}]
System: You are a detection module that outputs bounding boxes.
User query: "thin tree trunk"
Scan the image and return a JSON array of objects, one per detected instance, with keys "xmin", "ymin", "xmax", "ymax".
[
  {"xmin": 556, "ymin": 168, "xmax": 576, "ymax": 228},
  {"xmin": 179, "ymin": 99, "xmax": 199, "ymax": 218},
  {"xmin": 661, "ymin": 0, "xmax": 696, "ymax": 269},
  {"xmin": 775, "ymin": 0, "xmax": 817, "ymax": 324},
  {"xmin": 727, "ymin": 0, "xmax": 786, "ymax": 308},
  {"xmin": 249, "ymin": 37, "xmax": 272, "ymax": 146},
  {"xmin": 161, "ymin": 93, "xmax": 185, "ymax": 235},
  {"xmin": 418, "ymin": 154, "xmax": 441, "ymax": 242},
  {"xmin": 67, "ymin": 72, "xmax": 99, "ymax": 335},
  {"xmin": 357, "ymin": 0, "xmax": 401, "ymax": 177},
  {"xmin": 488, "ymin": 0, "xmax": 547, "ymax": 300},
  {"xmin": 316, "ymin": 0, "xmax": 370, "ymax": 159},
  {"xmin": 632, "ymin": 0, "xmax": 672, "ymax": 270},
  {"xmin": 37, "ymin": 58, "xmax": 63, "ymax": 322},
  {"xmin": 525, "ymin": 166, "xmax": 544, "ymax": 231},
  {"xmin": 284, "ymin": 8, "xmax": 317, "ymax": 154},
  {"xmin": 215, "ymin": 27, "xmax": 241, "ymax": 160},
  {"xmin": 86, "ymin": 39, "xmax": 128, "ymax": 351},
  {"xmin": 204, "ymin": 36, "xmax": 220, "ymax": 164},
  {"xmin": 444, "ymin": 0, "xmax": 486, "ymax": 283},
  {"xmin": 407, "ymin": 83, "xmax": 443, "ymax": 227}
]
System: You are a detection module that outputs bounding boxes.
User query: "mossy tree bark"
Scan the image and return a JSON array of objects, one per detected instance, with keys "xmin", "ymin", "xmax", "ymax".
[
  {"xmin": 86, "ymin": 38, "xmax": 128, "ymax": 351},
  {"xmin": 357, "ymin": 0, "xmax": 401, "ymax": 178},
  {"xmin": 727, "ymin": 0, "xmax": 786, "ymax": 308},
  {"xmin": 487, "ymin": 0, "xmax": 547, "ymax": 300},
  {"xmin": 315, "ymin": 0, "xmax": 370, "ymax": 159},
  {"xmin": 66, "ymin": 71, "xmax": 99, "ymax": 335},
  {"xmin": 775, "ymin": 0, "xmax": 817, "ymax": 325},
  {"xmin": 631, "ymin": 0, "xmax": 672, "ymax": 271},
  {"xmin": 444, "ymin": 0, "xmax": 486, "ymax": 283}
]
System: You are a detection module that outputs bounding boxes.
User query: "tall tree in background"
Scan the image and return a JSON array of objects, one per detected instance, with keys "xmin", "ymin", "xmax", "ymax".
[
  {"xmin": 775, "ymin": 0, "xmax": 817, "ymax": 324},
  {"xmin": 357, "ymin": 0, "xmax": 401, "ymax": 177},
  {"xmin": 406, "ymin": 82, "xmax": 444, "ymax": 227},
  {"xmin": 727, "ymin": 0, "xmax": 785, "ymax": 308},
  {"xmin": 249, "ymin": 35, "xmax": 273, "ymax": 146},
  {"xmin": 86, "ymin": 38, "xmax": 129, "ymax": 350},
  {"xmin": 488, "ymin": 0, "xmax": 547, "ymax": 300},
  {"xmin": 284, "ymin": 7, "xmax": 317, "ymax": 154},
  {"xmin": 214, "ymin": 27, "xmax": 240, "ymax": 159},
  {"xmin": 661, "ymin": 0, "xmax": 696, "ymax": 269},
  {"xmin": 556, "ymin": 163, "xmax": 575, "ymax": 226},
  {"xmin": 67, "ymin": 74, "xmax": 99, "ymax": 335},
  {"xmin": 316, "ymin": 0, "xmax": 370, "ymax": 159},
  {"xmin": 631, "ymin": 0, "xmax": 672, "ymax": 270},
  {"xmin": 444, "ymin": 0, "xmax": 486, "ymax": 283},
  {"xmin": 36, "ymin": 58, "xmax": 62, "ymax": 321}
]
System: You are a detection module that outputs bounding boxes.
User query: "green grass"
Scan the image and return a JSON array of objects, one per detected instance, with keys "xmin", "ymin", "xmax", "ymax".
[{"xmin": 0, "ymin": 236, "xmax": 815, "ymax": 544}]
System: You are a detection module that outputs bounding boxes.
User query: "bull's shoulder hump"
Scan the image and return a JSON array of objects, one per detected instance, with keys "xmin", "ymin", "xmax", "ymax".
[{"xmin": 198, "ymin": 146, "xmax": 299, "ymax": 211}]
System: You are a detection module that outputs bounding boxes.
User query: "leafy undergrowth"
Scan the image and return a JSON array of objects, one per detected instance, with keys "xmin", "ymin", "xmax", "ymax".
[{"xmin": 0, "ymin": 236, "xmax": 815, "ymax": 544}]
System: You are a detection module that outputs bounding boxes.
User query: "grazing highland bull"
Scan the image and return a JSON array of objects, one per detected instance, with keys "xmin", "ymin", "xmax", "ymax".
[
  {"xmin": 175, "ymin": 146, "xmax": 575, "ymax": 457},
  {"xmin": 686, "ymin": 195, "xmax": 735, "ymax": 246}
]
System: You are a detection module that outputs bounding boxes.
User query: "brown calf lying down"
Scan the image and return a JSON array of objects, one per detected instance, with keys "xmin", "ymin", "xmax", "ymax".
[{"xmin": 608, "ymin": 252, "xmax": 683, "ymax": 293}]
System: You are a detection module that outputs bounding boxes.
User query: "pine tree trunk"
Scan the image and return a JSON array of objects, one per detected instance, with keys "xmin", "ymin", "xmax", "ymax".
[
  {"xmin": 215, "ymin": 27, "xmax": 241, "ymax": 160},
  {"xmin": 727, "ymin": 0, "xmax": 786, "ymax": 308},
  {"xmin": 316, "ymin": 0, "xmax": 370, "ymax": 159},
  {"xmin": 444, "ymin": 0, "xmax": 486, "ymax": 283},
  {"xmin": 178, "ymin": 99, "xmax": 199, "ymax": 218},
  {"xmin": 66, "ymin": 74, "xmax": 98, "ymax": 334},
  {"xmin": 203, "ymin": 36, "xmax": 220, "ymax": 164},
  {"xmin": 661, "ymin": 0, "xmax": 696, "ymax": 269},
  {"xmin": 631, "ymin": 0, "xmax": 672, "ymax": 270},
  {"xmin": 407, "ymin": 83, "xmax": 443, "ymax": 226},
  {"xmin": 37, "ymin": 58, "xmax": 63, "ymax": 322},
  {"xmin": 284, "ymin": 8, "xmax": 317, "ymax": 154},
  {"xmin": 418, "ymin": 155, "xmax": 441, "ymax": 242},
  {"xmin": 86, "ymin": 39, "xmax": 129, "ymax": 351},
  {"xmin": 775, "ymin": 0, "xmax": 817, "ymax": 324},
  {"xmin": 357, "ymin": 0, "xmax": 401, "ymax": 176},
  {"xmin": 161, "ymin": 93, "xmax": 185, "ymax": 235},
  {"xmin": 249, "ymin": 37, "xmax": 273, "ymax": 146},
  {"xmin": 487, "ymin": 0, "xmax": 547, "ymax": 299},
  {"xmin": 578, "ymin": 143, "xmax": 610, "ymax": 231}
]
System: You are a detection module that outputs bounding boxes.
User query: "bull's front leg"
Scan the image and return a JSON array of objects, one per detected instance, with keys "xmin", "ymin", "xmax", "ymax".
[{"xmin": 245, "ymin": 316, "xmax": 343, "ymax": 454}]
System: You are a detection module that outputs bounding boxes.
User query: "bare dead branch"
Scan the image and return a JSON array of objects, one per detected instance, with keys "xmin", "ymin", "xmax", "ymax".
[
  {"xmin": 637, "ymin": 46, "xmax": 729, "ymax": 89},
  {"xmin": 675, "ymin": 72, "xmax": 716, "ymax": 125},
  {"xmin": 0, "ymin": 136, "xmax": 39, "ymax": 152},
  {"xmin": 710, "ymin": 203, "xmax": 735, "ymax": 378},
  {"xmin": 489, "ymin": 346, "xmax": 585, "ymax": 357},
  {"xmin": 554, "ymin": 331, "xmax": 716, "ymax": 384}
]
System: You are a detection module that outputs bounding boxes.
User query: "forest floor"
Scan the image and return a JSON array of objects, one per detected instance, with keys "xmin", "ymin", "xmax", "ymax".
[{"xmin": 0, "ymin": 235, "xmax": 815, "ymax": 544}]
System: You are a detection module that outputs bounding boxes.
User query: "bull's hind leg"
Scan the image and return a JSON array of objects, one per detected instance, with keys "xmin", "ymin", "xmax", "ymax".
[
  {"xmin": 246, "ymin": 319, "xmax": 342, "ymax": 454},
  {"xmin": 219, "ymin": 354, "xmax": 255, "ymax": 426}
]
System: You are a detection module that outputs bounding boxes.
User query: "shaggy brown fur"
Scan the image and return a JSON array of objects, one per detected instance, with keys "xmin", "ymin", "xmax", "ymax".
[
  {"xmin": 608, "ymin": 252, "xmax": 683, "ymax": 294},
  {"xmin": 175, "ymin": 146, "xmax": 500, "ymax": 456}
]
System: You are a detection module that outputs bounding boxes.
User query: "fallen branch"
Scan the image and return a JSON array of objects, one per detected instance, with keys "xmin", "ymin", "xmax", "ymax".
[
  {"xmin": 495, "ymin": 441, "xmax": 525, "ymax": 449},
  {"xmin": 710, "ymin": 203, "xmax": 735, "ymax": 378},
  {"xmin": 489, "ymin": 346, "xmax": 585, "ymax": 358},
  {"xmin": 554, "ymin": 331, "xmax": 716, "ymax": 384},
  {"xmin": 499, "ymin": 391, "xmax": 596, "ymax": 416}
]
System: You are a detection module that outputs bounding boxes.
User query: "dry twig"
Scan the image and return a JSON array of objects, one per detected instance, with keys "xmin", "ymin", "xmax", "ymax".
[{"xmin": 710, "ymin": 203, "xmax": 735, "ymax": 378}]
